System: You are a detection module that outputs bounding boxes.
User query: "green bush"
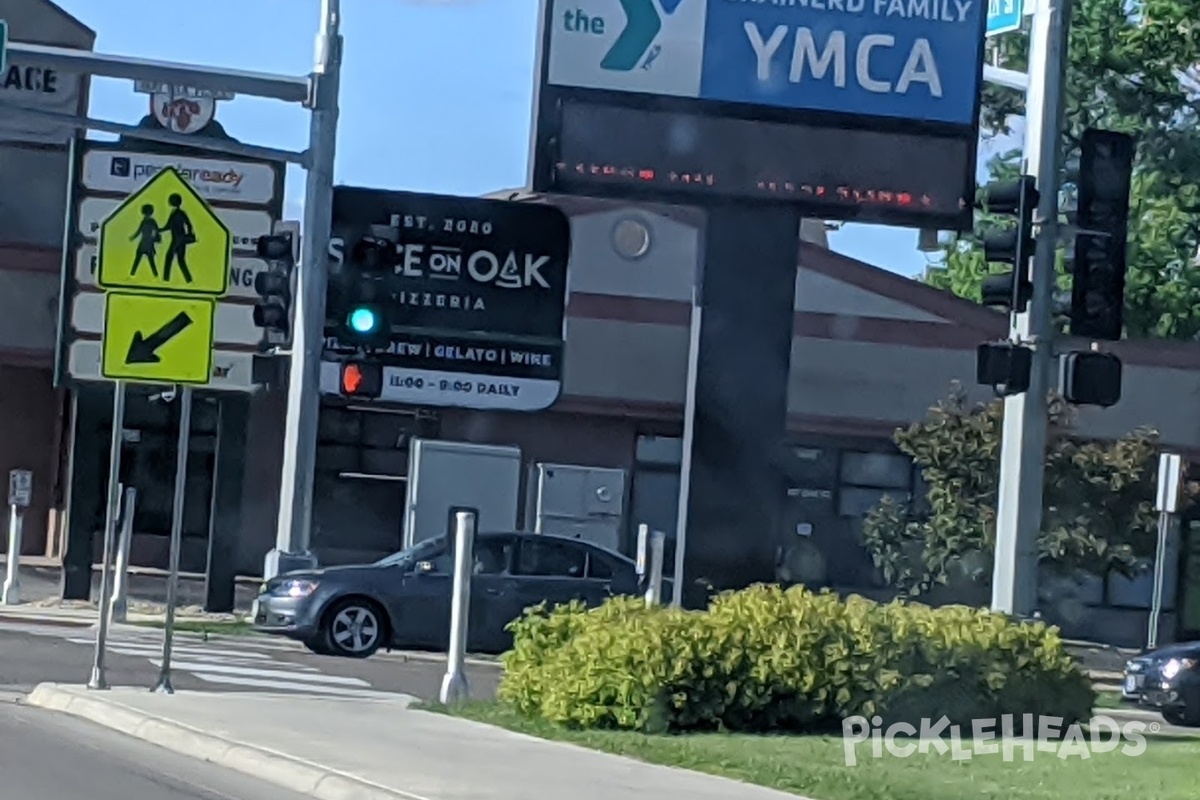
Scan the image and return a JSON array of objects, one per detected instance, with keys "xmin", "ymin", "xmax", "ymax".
[{"xmin": 497, "ymin": 585, "xmax": 1094, "ymax": 733}]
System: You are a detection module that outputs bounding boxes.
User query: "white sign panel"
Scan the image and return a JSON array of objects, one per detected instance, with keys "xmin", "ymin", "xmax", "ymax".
[
  {"xmin": 318, "ymin": 361, "xmax": 561, "ymax": 412},
  {"xmin": 72, "ymin": 291, "xmax": 263, "ymax": 347},
  {"xmin": 1157, "ymin": 452, "xmax": 1184, "ymax": 513},
  {"xmin": 7, "ymin": 469, "xmax": 32, "ymax": 507},
  {"xmin": 77, "ymin": 196, "xmax": 273, "ymax": 251},
  {"xmin": 0, "ymin": 63, "xmax": 83, "ymax": 144},
  {"xmin": 134, "ymin": 81, "xmax": 234, "ymax": 100},
  {"xmin": 81, "ymin": 150, "xmax": 277, "ymax": 205},
  {"xmin": 69, "ymin": 340, "xmax": 256, "ymax": 391},
  {"xmin": 74, "ymin": 244, "xmax": 268, "ymax": 300}
]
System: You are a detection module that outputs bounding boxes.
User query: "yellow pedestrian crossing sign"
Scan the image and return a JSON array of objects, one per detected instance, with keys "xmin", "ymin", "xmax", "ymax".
[
  {"xmin": 96, "ymin": 166, "xmax": 231, "ymax": 297},
  {"xmin": 100, "ymin": 292, "xmax": 216, "ymax": 385}
]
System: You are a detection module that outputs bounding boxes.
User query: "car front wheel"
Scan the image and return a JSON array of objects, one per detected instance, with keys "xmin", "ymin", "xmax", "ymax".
[
  {"xmin": 302, "ymin": 637, "xmax": 332, "ymax": 656},
  {"xmin": 321, "ymin": 598, "xmax": 386, "ymax": 658}
]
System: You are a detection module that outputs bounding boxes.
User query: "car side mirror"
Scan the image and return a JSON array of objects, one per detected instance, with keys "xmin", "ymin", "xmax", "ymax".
[{"xmin": 415, "ymin": 560, "xmax": 435, "ymax": 575}]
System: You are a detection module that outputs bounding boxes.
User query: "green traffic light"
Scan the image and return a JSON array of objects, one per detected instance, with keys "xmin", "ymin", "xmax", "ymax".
[{"xmin": 348, "ymin": 306, "xmax": 379, "ymax": 334}]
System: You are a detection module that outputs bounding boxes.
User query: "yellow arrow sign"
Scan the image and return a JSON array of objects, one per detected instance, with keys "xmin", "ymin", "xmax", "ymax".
[
  {"xmin": 96, "ymin": 166, "xmax": 231, "ymax": 297},
  {"xmin": 101, "ymin": 292, "xmax": 216, "ymax": 385}
]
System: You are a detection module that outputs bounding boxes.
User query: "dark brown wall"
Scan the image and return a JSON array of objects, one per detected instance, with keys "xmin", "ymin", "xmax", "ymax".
[{"xmin": 0, "ymin": 365, "xmax": 59, "ymax": 554}]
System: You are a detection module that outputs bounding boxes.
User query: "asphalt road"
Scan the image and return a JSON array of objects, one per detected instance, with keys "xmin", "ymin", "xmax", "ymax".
[
  {"xmin": 0, "ymin": 619, "xmax": 501, "ymax": 700},
  {"xmin": 0, "ymin": 697, "xmax": 316, "ymax": 800}
]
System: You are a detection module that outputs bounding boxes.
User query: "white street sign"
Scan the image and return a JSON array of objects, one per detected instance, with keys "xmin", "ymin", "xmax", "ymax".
[
  {"xmin": 68, "ymin": 341, "xmax": 257, "ymax": 391},
  {"xmin": 1156, "ymin": 453, "xmax": 1184, "ymax": 513},
  {"xmin": 7, "ymin": 469, "xmax": 32, "ymax": 508},
  {"xmin": 80, "ymin": 149, "xmax": 276, "ymax": 205}
]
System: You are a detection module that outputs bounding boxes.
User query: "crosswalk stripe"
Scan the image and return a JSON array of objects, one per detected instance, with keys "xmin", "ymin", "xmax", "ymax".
[
  {"xmin": 107, "ymin": 642, "xmax": 276, "ymax": 661},
  {"xmin": 188, "ymin": 673, "xmax": 404, "ymax": 698},
  {"xmin": 106, "ymin": 647, "xmax": 310, "ymax": 670},
  {"xmin": 65, "ymin": 637, "xmax": 276, "ymax": 660},
  {"xmin": 42, "ymin": 624, "xmax": 405, "ymax": 698},
  {"xmin": 150, "ymin": 660, "xmax": 368, "ymax": 686}
]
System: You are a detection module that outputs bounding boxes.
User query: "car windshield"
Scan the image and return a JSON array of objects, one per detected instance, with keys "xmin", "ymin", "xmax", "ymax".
[{"xmin": 373, "ymin": 535, "xmax": 447, "ymax": 568}]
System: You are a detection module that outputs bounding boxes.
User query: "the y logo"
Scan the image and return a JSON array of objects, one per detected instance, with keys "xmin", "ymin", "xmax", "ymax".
[{"xmin": 601, "ymin": 0, "xmax": 681, "ymax": 72}]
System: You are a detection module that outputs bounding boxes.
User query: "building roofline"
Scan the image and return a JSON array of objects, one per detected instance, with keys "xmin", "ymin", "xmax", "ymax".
[
  {"xmin": 489, "ymin": 189, "xmax": 1007, "ymax": 333},
  {"xmin": 34, "ymin": 0, "xmax": 97, "ymax": 42}
]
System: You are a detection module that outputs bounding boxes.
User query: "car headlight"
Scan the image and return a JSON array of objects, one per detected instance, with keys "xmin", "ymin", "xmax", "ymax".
[
  {"xmin": 1162, "ymin": 657, "xmax": 1196, "ymax": 680},
  {"xmin": 273, "ymin": 579, "xmax": 319, "ymax": 598}
]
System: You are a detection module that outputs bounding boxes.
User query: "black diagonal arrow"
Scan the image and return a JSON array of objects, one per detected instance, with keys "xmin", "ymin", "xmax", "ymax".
[{"xmin": 125, "ymin": 311, "xmax": 194, "ymax": 364}]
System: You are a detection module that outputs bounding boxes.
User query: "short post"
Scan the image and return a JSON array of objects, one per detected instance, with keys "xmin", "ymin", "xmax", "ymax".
[
  {"xmin": 635, "ymin": 523, "xmax": 649, "ymax": 594},
  {"xmin": 109, "ymin": 487, "xmax": 137, "ymax": 625},
  {"xmin": 1149, "ymin": 452, "xmax": 1183, "ymax": 650},
  {"xmin": 439, "ymin": 508, "xmax": 476, "ymax": 705},
  {"xmin": 90, "ymin": 382, "xmax": 126, "ymax": 691},
  {"xmin": 645, "ymin": 529, "xmax": 665, "ymax": 608},
  {"xmin": 2, "ymin": 505, "xmax": 25, "ymax": 605},
  {"xmin": 154, "ymin": 386, "xmax": 193, "ymax": 695},
  {"xmin": 1148, "ymin": 510, "xmax": 1173, "ymax": 650},
  {"xmin": 3, "ymin": 469, "xmax": 33, "ymax": 606}
]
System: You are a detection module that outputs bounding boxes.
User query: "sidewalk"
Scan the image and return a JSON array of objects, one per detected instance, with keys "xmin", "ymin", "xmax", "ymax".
[
  {"xmin": 0, "ymin": 560, "xmax": 260, "ymax": 611},
  {"xmin": 26, "ymin": 684, "xmax": 806, "ymax": 800}
]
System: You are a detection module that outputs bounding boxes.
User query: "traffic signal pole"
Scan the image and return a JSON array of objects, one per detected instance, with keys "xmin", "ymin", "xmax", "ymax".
[
  {"xmin": 990, "ymin": 0, "xmax": 1073, "ymax": 616},
  {"xmin": 264, "ymin": 0, "xmax": 342, "ymax": 580}
]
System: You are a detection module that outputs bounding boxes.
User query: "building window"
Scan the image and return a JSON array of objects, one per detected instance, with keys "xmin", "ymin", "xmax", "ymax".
[
  {"xmin": 837, "ymin": 451, "xmax": 913, "ymax": 518},
  {"xmin": 839, "ymin": 452, "xmax": 911, "ymax": 489}
]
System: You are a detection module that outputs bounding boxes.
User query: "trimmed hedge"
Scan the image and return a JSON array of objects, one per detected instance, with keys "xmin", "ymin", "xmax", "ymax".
[{"xmin": 498, "ymin": 584, "xmax": 1094, "ymax": 733}]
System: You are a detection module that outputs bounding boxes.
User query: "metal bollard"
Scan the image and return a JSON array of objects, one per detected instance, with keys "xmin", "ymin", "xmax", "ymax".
[
  {"xmin": 635, "ymin": 523, "xmax": 649, "ymax": 595},
  {"xmin": 439, "ymin": 508, "xmax": 476, "ymax": 705},
  {"xmin": 645, "ymin": 529, "xmax": 665, "ymax": 608},
  {"xmin": 109, "ymin": 487, "xmax": 137, "ymax": 625},
  {"xmin": 2, "ymin": 504, "xmax": 24, "ymax": 605}
]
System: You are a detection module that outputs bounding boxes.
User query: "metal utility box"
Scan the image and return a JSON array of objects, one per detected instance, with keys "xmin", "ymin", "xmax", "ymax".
[
  {"xmin": 528, "ymin": 463, "xmax": 626, "ymax": 551},
  {"xmin": 404, "ymin": 439, "xmax": 522, "ymax": 547}
]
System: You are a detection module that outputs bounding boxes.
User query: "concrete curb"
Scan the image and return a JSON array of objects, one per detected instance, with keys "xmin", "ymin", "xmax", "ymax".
[
  {"xmin": 0, "ymin": 613, "xmax": 92, "ymax": 629},
  {"xmin": 25, "ymin": 684, "xmax": 426, "ymax": 800},
  {"xmin": 383, "ymin": 649, "xmax": 501, "ymax": 669}
]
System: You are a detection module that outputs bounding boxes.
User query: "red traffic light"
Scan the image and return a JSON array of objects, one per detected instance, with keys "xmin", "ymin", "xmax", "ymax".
[{"xmin": 339, "ymin": 360, "xmax": 383, "ymax": 399}]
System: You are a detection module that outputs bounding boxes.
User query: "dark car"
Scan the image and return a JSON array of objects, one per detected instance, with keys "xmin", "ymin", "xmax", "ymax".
[
  {"xmin": 1123, "ymin": 642, "xmax": 1200, "ymax": 726},
  {"xmin": 251, "ymin": 531, "xmax": 647, "ymax": 658}
]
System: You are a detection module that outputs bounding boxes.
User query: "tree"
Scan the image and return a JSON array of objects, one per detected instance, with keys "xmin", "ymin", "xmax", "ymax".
[
  {"xmin": 860, "ymin": 384, "xmax": 1181, "ymax": 595},
  {"xmin": 922, "ymin": 0, "xmax": 1200, "ymax": 339}
]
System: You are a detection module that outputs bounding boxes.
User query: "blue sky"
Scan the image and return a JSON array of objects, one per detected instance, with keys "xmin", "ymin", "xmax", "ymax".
[{"xmin": 54, "ymin": 0, "xmax": 1016, "ymax": 279}]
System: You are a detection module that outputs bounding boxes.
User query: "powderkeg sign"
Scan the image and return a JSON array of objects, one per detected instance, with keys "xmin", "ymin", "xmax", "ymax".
[{"xmin": 321, "ymin": 187, "xmax": 572, "ymax": 412}]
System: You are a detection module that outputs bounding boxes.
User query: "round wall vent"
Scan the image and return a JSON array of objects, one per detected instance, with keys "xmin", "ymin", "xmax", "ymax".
[{"xmin": 612, "ymin": 217, "xmax": 652, "ymax": 260}]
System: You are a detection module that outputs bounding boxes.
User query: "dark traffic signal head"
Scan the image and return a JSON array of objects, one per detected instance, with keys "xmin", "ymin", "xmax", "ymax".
[
  {"xmin": 977, "ymin": 341, "xmax": 1033, "ymax": 396},
  {"xmin": 1059, "ymin": 350, "xmax": 1122, "ymax": 407},
  {"xmin": 339, "ymin": 359, "xmax": 383, "ymax": 399},
  {"xmin": 251, "ymin": 232, "xmax": 296, "ymax": 342},
  {"xmin": 976, "ymin": 176, "xmax": 1039, "ymax": 314},
  {"xmin": 1069, "ymin": 129, "xmax": 1135, "ymax": 341},
  {"xmin": 256, "ymin": 233, "xmax": 295, "ymax": 262}
]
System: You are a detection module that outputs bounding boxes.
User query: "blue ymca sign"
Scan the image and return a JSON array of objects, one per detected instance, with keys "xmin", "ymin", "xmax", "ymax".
[{"xmin": 544, "ymin": 0, "xmax": 988, "ymax": 126}]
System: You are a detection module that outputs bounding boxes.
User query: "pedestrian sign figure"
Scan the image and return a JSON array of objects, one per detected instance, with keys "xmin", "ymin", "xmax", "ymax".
[
  {"xmin": 96, "ymin": 165, "xmax": 231, "ymax": 297},
  {"xmin": 162, "ymin": 193, "xmax": 195, "ymax": 285},
  {"xmin": 129, "ymin": 204, "xmax": 161, "ymax": 278}
]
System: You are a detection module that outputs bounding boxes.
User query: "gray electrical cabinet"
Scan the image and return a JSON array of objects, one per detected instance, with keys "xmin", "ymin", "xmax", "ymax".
[
  {"xmin": 528, "ymin": 463, "xmax": 626, "ymax": 551},
  {"xmin": 404, "ymin": 439, "xmax": 522, "ymax": 547}
]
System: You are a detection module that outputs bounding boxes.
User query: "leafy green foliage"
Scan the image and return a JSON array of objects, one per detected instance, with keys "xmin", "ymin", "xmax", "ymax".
[
  {"xmin": 498, "ymin": 585, "xmax": 1093, "ymax": 733},
  {"xmin": 861, "ymin": 385, "xmax": 1176, "ymax": 594},
  {"xmin": 924, "ymin": 2, "xmax": 1200, "ymax": 338}
]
